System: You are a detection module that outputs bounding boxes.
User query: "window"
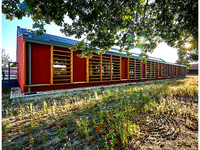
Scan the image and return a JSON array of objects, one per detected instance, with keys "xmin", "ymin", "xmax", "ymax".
[
  {"xmin": 162, "ymin": 64, "xmax": 167, "ymax": 78},
  {"xmin": 154, "ymin": 62, "xmax": 158, "ymax": 78},
  {"xmin": 52, "ymin": 48, "xmax": 73, "ymax": 85},
  {"xmin": 89, "ymin": 54, "xmax": 101, "ymax": 82},
  {"xmin": 146, "ymin": 61, "xmax": 151, "ymax": 78},
  {"xmin": 129, "ymin": 58, "xmax": 140, "ymax": 79},
  {"xmin": 170, "ymin": 65, "xmax": 173, "ymax": 77},
  {"xmin": 88, "ymin": 54, "xmax": 121, "ymax": 82},
  {"xmin": 111, "ymin": 56, "xmax": 121, "ymax": 81},
  {"xmin": 102, "ymin": 55, "xmax": 112, "ymax": 82},
  {"xmin": 150, "ymin": 62, "xmax": 155, "ymax": 78}
]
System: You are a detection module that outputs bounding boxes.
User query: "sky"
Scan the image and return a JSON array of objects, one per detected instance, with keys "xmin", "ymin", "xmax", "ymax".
[{"xmin": 1, "ymin": 14, "xmax": 179, "ymax": 63}]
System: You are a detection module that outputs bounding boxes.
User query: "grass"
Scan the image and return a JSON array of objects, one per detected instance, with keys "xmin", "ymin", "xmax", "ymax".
[
  {"xmin": 2, "ymin": 76, "xmax": 198, "ymax": 149},
  {"xmin": 2, "ymin": 87, "xmax": 11, "ymax": 94}
]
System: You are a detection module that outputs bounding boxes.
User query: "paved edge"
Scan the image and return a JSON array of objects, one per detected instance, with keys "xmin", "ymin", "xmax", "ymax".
[{"xmin": 10, "ymin": 79, "xmax": 180, "ymax": 99}]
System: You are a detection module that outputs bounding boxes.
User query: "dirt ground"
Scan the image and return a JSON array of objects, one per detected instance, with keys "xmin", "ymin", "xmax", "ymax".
[{"xmin": 1, "ymin": 84, "xmax": 198, "ymax": 150}]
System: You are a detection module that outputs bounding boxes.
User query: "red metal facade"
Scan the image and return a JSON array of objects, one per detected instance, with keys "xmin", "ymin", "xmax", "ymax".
[
  {"xmin": 17, "ymin": 35, "xmax": 186, "ymax": 92},
  {"xmin": 31, "ymin": 43, "xmax": 51, "ymax": 85},
  {"xmin": 73, "ymin": 51, "xmax": 86, "ymax": 82},
  {"xmin": 121, "ymin": 57, "xmax": 127, "ymax": 79},
  {"xmin": 17, "ymin": 36, "xmax": 24, "ymax": 91}
]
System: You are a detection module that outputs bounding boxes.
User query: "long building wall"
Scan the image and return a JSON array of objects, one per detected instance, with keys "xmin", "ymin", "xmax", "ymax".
[
  {"xmin": 17, "ymin": 35, "xmax": 25, "ymax": 91},
  {"xmin": 17, "ymin": 36, "xmax": 186, "ymax": 92}
]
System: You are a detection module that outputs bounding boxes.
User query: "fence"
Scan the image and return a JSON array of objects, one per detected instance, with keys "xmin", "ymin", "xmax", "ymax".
[{"xmin": 2, "ymin": 67, "xmax": 17, "ymax": 80}]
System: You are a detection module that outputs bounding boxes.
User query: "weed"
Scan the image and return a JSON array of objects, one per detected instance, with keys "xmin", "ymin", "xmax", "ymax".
[
  {"xmin": 2, "ymin": 122, "xmax": 10, "ymax": 136},
  {"xmin": 56, "ymin": 123, "xmax": 64, "ymax": 142}
]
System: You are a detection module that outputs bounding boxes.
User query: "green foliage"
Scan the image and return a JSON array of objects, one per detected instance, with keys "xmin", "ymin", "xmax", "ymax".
[
  {"xmin": 2, "ymin": 0, "xmax": 198, "ymax": 63},
  {"xmin": 7, "ymin": 98, "xmax": 13, "ymax": 105},
  {"xmin": 43, "ymin": 101, "xmax": 47, "ymax": 114},
  {"xmin": 2, "ymin": 121, "xmax": 10, "ymax": 135},
  {"xmin": 2, "ymin": 87, "xmax": 11, "ymax": 94}
]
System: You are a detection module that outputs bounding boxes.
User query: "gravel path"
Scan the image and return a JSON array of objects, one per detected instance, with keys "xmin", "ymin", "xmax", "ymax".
[{"xmin": 11, "ymin": 80, "xmax": 168, "ymax": 100}]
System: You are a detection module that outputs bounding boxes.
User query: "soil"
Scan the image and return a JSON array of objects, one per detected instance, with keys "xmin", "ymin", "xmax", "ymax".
[{"xmin": 1, "ymin": 87, "xmax": 198, "ymax": 150}]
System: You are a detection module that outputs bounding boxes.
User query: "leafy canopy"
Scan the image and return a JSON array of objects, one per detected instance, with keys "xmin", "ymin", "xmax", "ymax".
[{"xmin": 2, "ymin": 0, "xmax": 198, "ymax": 63}]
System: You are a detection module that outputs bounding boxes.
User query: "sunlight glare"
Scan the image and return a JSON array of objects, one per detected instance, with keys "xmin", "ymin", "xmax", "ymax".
[{"xmin": 184, "ymin": 42, "xmax": 192, "ymax": 49}]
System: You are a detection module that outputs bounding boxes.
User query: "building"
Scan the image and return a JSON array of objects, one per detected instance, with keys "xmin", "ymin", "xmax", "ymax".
[
  {"xmin": 187, "ymin": 64, "xmax": 198, "ymax": 75},
  {"xmin": 16, "ymin": 26, "xmax": 186, "ymax": 92}
]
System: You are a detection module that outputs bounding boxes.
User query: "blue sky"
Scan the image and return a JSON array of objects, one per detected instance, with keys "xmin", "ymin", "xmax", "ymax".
[{"xmin": 1, "ymin": 14, "xmax": 178, "ymax": 63}]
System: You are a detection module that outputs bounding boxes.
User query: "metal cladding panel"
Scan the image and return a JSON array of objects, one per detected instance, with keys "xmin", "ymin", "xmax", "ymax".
[
  {"xmin": 31, "ymin": 43, "xmax": 51, "ymax": 85},
  {"xmin": 73, "ymin": 51, "xmax": 86, "ymax": 82},
  {"xmin": 17, "ymin": 36, "xmax": 25, "ymax": 92},
  {"xmin": 121, "ymin": 57, "xmax": 127, "ymax": 79}
]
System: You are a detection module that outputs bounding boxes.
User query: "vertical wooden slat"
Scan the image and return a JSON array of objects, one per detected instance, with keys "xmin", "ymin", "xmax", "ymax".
[
  {"xmin": 110, "ymin": 55, "xmax": 112, "ymax": 81},
  {"xmin": 134, "ymin": 59, "xmax": 136, "ymax": 79},
  {"xmin": 175, "ymin": 66, "xmax": 177, "ymax": 77},
  {"xmin": 155, "ymin": 62, "xmax": 156, "ymax": 78},
  {"xmin": 70, "ymin": 50, "xmax": 73, "ymax": 83},
  {"xmin": 167, "ymin": 64, "xmax": 169, "ymax": 77},
  {"xmin": 150, "ymin": 62, "xmax": 152, "ymax": 79},
  {"xmin": 100, "ymin": 54, "xmax": 102, "ymax": 82},
  {"xmin": 50, "ymin": 46, "xmax": 53, "ymax": 85},
  {"xmin": 177, "ymin": 66, "xmax": 179, "ymax": 77},
  {"xmin": 23, "ymin": 41, "xmax": 26, "ymax": 87},
  {"xmin": 184, "ymin": 67, "xmax": 187, "ymax": 77},
  {"xmin": 174, "ymin": 65, "xmax": 175, "ymax": 77},
  {"xmin": 120, "ymin": 57, "xmax": 121, "ymax": 80},
  {"xmin": 86, "ymin": 56, "xmax": 89, "ymax": 82},
  {"xmin": 144, "ymin": 63, "xmax": 147, "ymax": 78},
  {"xmin": 127, "ymin": 58, "xmax": 129, "ymax": 80},
  {"xmin": 185, "ymin": 67, "xmax": 186, "ymax": 77}
]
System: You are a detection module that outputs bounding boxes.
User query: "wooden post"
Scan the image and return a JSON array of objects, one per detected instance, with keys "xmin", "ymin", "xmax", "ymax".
[
  {"xmin": 86, "ymin": 56, "xmax": 89, "ymax": 82},
  {"xmin": 50, "ymin": 46, "xmax": 53, "ymax": 85},
  {"xmin": 23, "ymin": 41, "xmax": 26, "ymax": 87},
  {"xmin": 100, "ymin": 54, "xmax": 102, "ymax": 82},
  {"xmin": 127, "ymin": 58, "xmax": 129, "ymax": 80},
  {"xmin": 110, "ymin": 55, "xmax": 112, "ymax": 81},
  {"xmin": 70, "ymin": 50, "xmax": 73, "ymax": 83},
  {"xmin": 120, "ymin": 57, "xmax": 121, "ymax": 80}
]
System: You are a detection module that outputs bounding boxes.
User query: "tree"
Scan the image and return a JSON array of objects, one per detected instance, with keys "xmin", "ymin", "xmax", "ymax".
[
  {"xmin": 2, "ymin": 0, "xmax": 198, "ymax": 63},
  {"xmin": 1, "ymin": 49, "xmax": 11, "ymax": 70}
]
